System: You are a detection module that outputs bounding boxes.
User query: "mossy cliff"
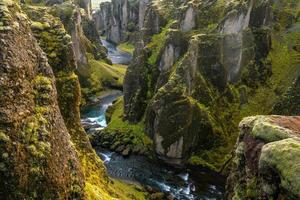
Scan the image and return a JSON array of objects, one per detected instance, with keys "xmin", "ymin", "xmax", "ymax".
[
  {"xmin": 226, "ymin": 115, "xmax": 300, "ymax": 199},
  {"xmin": 43, "ymin": 1, "xmax": 126, "ymax": 104},
  {"xmin": 0, "ymin": 1, "xmax": 84, "ymax": 198},
  {"xmin": 122, "ymin": 0, "xmax": 300, "ymax": 172},
  {"xmin": 93, "ymin": 0, "xmax": 139, "ymax": 44},
  {"xmin": 0, "ymin": 0, "xmax": 145, "ymax": 199}
]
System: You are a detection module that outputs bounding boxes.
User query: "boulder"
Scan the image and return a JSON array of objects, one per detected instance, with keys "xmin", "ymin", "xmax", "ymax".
[{"xmin": 227, "ymin": 116, "xmax": 300, "ymax": 199}]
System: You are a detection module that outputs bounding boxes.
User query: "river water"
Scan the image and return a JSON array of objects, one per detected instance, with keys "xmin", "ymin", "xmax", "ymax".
[
  {"xmin": 81, "ymin": 39, "xmax": 225, "ymax": 200},
  {"xmin": 101, "ymin": 39, "xmax": 132, "ymax": 65}
]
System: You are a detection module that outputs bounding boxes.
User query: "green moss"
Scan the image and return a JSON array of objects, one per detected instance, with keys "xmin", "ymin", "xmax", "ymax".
[
  {"xmin": 251, "ymin": 118, "xmax": 294, "ymax": 142},
  {"xmin": 81, "ymin": 54, "xmax": 127, "ymax": 102},
  {"xmin": 188, "ymin": 156, "xmax": 218, "ymax": 172},
  {"xmin": 31, "ymin": 21, "xmax": 50, "ymax": 31},
  {"xmin": 147, "ymin": 24, "xmax": 171, "ymax": 65},
  {"xmin": 117, "ymin": 42, "xmax": 135, "ymax": 54},
  {"xmin": 105, "ymin": 98, "xmax": 152, "ymax": 148},
  {"xmin": 0, "ymin": 132, "xmax": 10, "ymax": 143},
  {"xmin": 259, "ymin": 138, "xmax": 300, "ymax": 198},
  {"xmin": 246, "ymin": 177, "xmax": 259, "ymax": 199}
]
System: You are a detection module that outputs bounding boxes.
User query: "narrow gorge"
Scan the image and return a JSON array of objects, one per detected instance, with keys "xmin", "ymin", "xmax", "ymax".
[{"xmin": 0, "ymin": 0, "xmax": 299, "ymax": 199}]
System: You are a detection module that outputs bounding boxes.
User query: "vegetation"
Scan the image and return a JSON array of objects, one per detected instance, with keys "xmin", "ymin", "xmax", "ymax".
[
  {"xmin": 81, "ymin": 54, "xmax": 127, "ymax": 104},
  {"xmin": 117, "ymin": 42, "xmax": 135, "ymax": 54}
]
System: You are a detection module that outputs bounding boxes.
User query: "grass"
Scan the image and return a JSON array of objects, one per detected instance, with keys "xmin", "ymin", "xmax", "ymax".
[
  {"xmin": 147, "ymin": 25, "xmax": 170, "ymax": 65},
  {"xmin": 117, "ymin": 42, "xmax": 135, "ymax": 54},
  {"xmin": 81, "ymin": 54, "xmax": 127, "ymax": 101},
  {"xmin": 89, "ymin": 55, "xmax": 126, "ymax": 87},
  {"xmin": 239, "ymin": 35, "xmax": 300, "ymax": 118},
  {"xmin": 105, "ymin": 98, "xmax": 152, "ymax": 147}
]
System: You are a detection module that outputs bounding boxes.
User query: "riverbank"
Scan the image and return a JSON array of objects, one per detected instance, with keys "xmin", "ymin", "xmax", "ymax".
[
  {"xmin": 81, "ymin": 92, "xmax": 225, "ymax": 200},
  {"xmin": 80, "ymin": 38, "xmax": 226, "ymax": 200}
]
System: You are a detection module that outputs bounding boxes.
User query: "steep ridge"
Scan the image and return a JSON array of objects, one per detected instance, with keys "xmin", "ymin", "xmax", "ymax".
[
  {"xmin": 0, "ymin": 1, "xmax": 84, "ymax": 198},
  {"xmin": 121, "ymin": 0, "xmax": 300, "ymax": 172},
  {"xmin": 47, "ymin": 1, "xmax": 126, "ymax": 105},
  {"xmin": 0, "ymin": 0, "xmax": 146, "ymax": 199},
  {"xmin": 93, "ymin": 0, "xmax": 139, "ymax": 43}
]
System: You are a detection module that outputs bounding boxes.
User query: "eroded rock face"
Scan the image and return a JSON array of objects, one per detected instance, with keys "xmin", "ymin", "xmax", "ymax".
[
  {"xmin": 180, "ymin": 5, "xmax": 195, "ymax": 32},
  {"xmin": 50, "ymin": 3, "xmax": 89, "ymax": 76},
  {"xmin": 138, "ymin": 0, "xmax": 150, "ymax": 29},
  {"xmin": 93, "ymin": 0, "xmax": 139, "ymax": 43},
  {"xmin": 123, "ymin": 0, "xmax": 300, "ymax": 171},
  {"xmin": 227, "ymin": 116, "xmax": 300, "ymax": 200},
  {"xmin": 220, "ymin": 0, "xmax": 255, "ymax": 82},
  {"xmin": 123, "ymin": 41, "xmax": 148, "ymax": 122},
  {"xmin": 0, "ymin": 1, "xmax": 84, "ymax": 198},
  {"xmin": 146, "ymin": 85, "xmax": 220, "ymax": 165}
]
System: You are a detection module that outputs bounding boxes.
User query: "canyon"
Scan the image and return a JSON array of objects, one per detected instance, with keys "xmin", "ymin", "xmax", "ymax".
[{"xmin": 0, "ymin": 0, "xmax": 300, "ymax": 199}]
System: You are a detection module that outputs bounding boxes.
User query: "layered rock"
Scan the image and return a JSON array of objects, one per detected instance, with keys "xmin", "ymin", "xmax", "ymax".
[
  {"xmin": 0, "ymin": 1, "xmax": 84, "ymax": 198},
  {"xmin": 227, "ymin": 116, "xmax": 300, "ymax": 199},
  {"xmin": 49, "ymin": 3, "xmax": 90, "ymax": 78},
  {"xmin": 48, "ymin": 2, "xmax": 124, "ymax": 104},
  {"xmin": 138, "ymin": 0, "xmax": 150, "ymax": 29},
  {"xmin": 93, "ymin": 0, "xmax": 139, "ymax": 43},
  {"xmin": 0, "ymin": 1, "xmax": 146, "ymax": 199},
  {"xmin": 123, "ymin": 0, "xmax": 300, "ymax": 170}
]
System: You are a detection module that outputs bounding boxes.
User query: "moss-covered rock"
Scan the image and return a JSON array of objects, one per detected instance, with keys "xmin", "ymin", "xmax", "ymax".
[
  {"xmin": 0, "ymin": 1, "xmax": 146, "ymax": 199},
  {"xmin": 92, "ymin": 98, "xmax": 152, "ymax": 156},
  {"xmin": 227, "ymin": 115, "xmax": 300, "ymax": 200},
  {"xmin": 259, "ymin": 138, "xmax": 300, "ymax": 199},
  {"xmin": 121, "ymin": 0, "xmax": 300, "ymax": 173},
  {"xmin": 0, "ymin": 1, "xmax": 84, "ymax": 198}
]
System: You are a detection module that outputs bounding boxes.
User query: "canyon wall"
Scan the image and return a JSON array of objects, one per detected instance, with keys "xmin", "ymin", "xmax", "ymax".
[
  {"xmin": 0, "ymin": 0, "xmax": 145, "ymax": 199},
  {"xmin": 122, "ymin": 0, "xmax": 300, "ymax": 172},
  {"xmin": 0, "ymin": 1, "xmax": 85, "ymax": 198},
  {"xmin": 93, "ymin": 0, "xmax": 139, "ymax": 43}
]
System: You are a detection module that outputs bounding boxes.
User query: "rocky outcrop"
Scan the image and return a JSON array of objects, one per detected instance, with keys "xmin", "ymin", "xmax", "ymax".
[
  {"xmin": 123, "ymin": 41, "xmax": 148, "ymax": 122},
  {"xmin": 138, "ymin": 0, "xmax": 150, "ymax": 29},
  {"xmin": 180, "ymin": 4, "xmax": 196, "ymax": 32},
  {"xmin": 123, "ymin": 0, "xmax": 300, "ymax": 170},
  {"xmin": 227, "ymin": 116, "xmax": 300, "ymax": 199},
  {"xmin": 0, "ymin": 1, "xmax": 147, "ymax": 199},
  {"xmin": 49, "ymin": 2, "xmax": 121, "ymax": 104},
  {"xmin": 0, "ymin": 1, "xmax": 84, "ymax": 198},
  {"xmin": 49, "ymin": 3, "xmax": 90, "ymax": 77},
  {"xmin": 93, "ymin": 0, "xmax": 139, "ymax": 43},
  {"xmin": 24, "ymin": 5, "xmax": 93, "ymax": 151}
]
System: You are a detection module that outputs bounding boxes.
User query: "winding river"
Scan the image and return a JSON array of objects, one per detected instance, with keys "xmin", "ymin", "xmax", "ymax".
[{"xmin": 82, "ymin": 39, "xmax": 225, "ymax": 200}]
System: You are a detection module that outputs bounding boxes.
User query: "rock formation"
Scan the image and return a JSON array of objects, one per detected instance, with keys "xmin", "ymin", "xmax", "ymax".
[
  {"xmin": 0, "ymin": 0, "xmax": 145, "ymax": 199},
  {"xmin": 93, "ymin": 0, "xmax": 139, "ymax": 43},
  {"xmin": 0, "ymin": 1, "xmax": 84, "ymax": 198},
  {"xmin": 227, "ymin": 116, "xmax": 300, "ymax": 199},
  {"xmin": 122, "ymin": 0, "xmax": 300, "ymax": 171}
]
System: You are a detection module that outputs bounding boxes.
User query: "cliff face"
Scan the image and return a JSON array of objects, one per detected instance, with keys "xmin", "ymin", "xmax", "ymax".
[
  {"xmin": 227, "ymin": 116, "xmax": 300, "ymax": 199},
  {"xmin": 48, "ymin": 2, "xmax": 125, "ymax": 104},
  {"xmin": 0, "ymin": 1, "xmax": 145, "ymax": 199},
  {"xmin": 138, "ymin": 0, "xmax": 150, "ymax": 29},
  {"xmin": 93, "ymin": 0, "xmax": 139, "ymax": 43},
  {"xmin": 0, "ymin": 1, "xmax": 84, "ymax": 198},
  {"xmin": 123, "ymin": 0, "xmax": 300, "ymax": 171}
]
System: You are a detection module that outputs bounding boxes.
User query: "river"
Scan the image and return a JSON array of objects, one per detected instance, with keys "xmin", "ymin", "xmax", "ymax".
[{"xmin": 81, "ymin": 39, "xmax": 225, "ymax": 200}]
